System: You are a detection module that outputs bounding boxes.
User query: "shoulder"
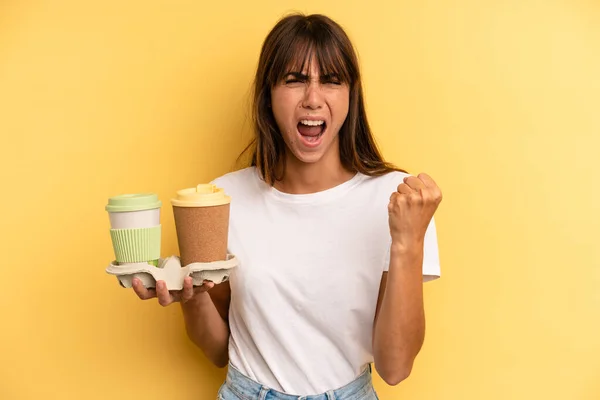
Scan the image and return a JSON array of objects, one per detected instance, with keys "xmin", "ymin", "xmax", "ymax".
[
  {"xmin": 211, "ymin": 166, "xmax": 256, "ymax": 185},
  {"xmin": 211, "ymin": 167, "xmax": 261, "ymax": 197},
  {"xmin": 359, "ymin": 170, "xmax": 411, "ymax": 194},
  {"xmin": 341, "ymin": 170, "xmax": 411, "ymax": 212}
]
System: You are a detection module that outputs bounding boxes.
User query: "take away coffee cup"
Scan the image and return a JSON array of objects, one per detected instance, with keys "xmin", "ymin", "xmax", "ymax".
[
  {"xmin": 106, "ymin": 193, "xmax": 162, "ymax": 267},
  {"xmin": 171, "ymin": 184, "xmax": 231, "ymax": 268}
]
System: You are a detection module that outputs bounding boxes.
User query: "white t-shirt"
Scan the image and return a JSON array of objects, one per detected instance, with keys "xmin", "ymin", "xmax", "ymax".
[{"xmin": 211, "ymin": 167, "xmax": 440, "ymax": 395}]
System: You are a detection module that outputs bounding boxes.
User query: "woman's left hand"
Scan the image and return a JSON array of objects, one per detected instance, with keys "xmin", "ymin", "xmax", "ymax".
[{"xmin": 388, "ymin": 173, "xmax": 443, "ymax": 252}]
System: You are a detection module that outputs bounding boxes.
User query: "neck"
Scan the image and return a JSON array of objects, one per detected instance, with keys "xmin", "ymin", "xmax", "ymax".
[{"xmin": 274, "ymin": 145, "xmax": 355, "ymax": 195}]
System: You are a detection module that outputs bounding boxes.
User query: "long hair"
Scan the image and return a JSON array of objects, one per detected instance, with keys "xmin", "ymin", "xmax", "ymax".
[{"xmin": 240, "ymin": 13, "xmax": 404, "ymax": 185}]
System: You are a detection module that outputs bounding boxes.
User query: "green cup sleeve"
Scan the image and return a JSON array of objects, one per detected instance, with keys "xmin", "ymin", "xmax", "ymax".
[{"xmin": 110, "ymin": 225, "xmax": 161, "ymax": 263}]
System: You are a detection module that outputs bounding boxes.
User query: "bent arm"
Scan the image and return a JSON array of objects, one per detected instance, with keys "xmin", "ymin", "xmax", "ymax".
[
  {"xmin": 181, "ymin": 282, "xmax": 231, "ymax": 368},
  {"xmin": 372, "ymin": 244, "xmax": 425, "ymax": 385}
]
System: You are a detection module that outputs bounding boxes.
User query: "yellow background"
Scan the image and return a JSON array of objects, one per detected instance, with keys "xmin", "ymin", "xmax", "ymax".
[{"xmin": 1, "ymin": 0, "xmax": 599, "ymax": 399}]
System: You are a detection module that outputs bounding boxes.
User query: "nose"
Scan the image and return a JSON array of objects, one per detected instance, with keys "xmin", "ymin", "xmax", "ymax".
[{"xmin": 301, "ymin": 81, "xmax": 324, "ymax": 110}]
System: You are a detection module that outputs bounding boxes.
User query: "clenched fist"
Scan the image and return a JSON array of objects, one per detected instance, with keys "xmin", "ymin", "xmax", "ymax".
[{"xmin": 388, "ymin": 173, "xmax": 442, "ymax": 252}]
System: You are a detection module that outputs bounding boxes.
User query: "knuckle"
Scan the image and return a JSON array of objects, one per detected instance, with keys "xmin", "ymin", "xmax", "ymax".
[
  {"xmin": 158, "ymin": 297, "xmax": 169, "ymax": 307},
  {"xmin": 135, "ymin": 289, "xmax": 149, "ymax": 300},
  {"xmin": 194, "ymin": 286, "xmax": 205, "ymax": 294}
]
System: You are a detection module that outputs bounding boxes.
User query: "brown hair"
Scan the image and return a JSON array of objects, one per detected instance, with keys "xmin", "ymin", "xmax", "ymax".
[{"xmin": 240, "ymin": 13, "xmax": 404, "ymax": 184}]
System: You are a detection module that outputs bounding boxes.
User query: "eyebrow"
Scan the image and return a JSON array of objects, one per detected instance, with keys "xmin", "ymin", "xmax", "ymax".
[
  {"xmin": 320, "ymin": 73, "xmax": 341, "ymax": 81},
  {"xmin": 283, "ymin": 72, "xmax": 341, "ymax": 81},
  {"xmin": 284, "ymin": 72, "xmax": 309, "ymax": 81}
]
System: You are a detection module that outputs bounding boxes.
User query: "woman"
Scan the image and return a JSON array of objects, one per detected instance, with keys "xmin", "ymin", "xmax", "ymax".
[{"xmin": 133, "ymin": 13, "xmax": 442, "ymax": 400}]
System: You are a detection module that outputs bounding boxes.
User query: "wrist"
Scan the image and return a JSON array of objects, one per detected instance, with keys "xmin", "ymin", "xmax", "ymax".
[
  {"xmin": 390, "ymin": 239, "xmax": 424, "ymax": 257},
  {"xmin": 181, "ymin": 290, "xmax": 211, "ymax": 308},
  {"xmin": 389, "ymin": 241, "xmax": 424, "ymax": 277}
]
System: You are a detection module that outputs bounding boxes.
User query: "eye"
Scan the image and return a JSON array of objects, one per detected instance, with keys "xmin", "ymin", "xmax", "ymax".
[
  {"xmin": 285, "ymin": 78, "xmax": 301, "ymax": 84},
  {"xmin": 322, "ymin": 76, "xmax": 342, "ymax": 85}
]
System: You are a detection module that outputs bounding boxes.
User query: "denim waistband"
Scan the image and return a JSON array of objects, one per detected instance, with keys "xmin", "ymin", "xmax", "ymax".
[{"xmin": 222, "ymin": 362, "xmax": 376, "ymax": 400}]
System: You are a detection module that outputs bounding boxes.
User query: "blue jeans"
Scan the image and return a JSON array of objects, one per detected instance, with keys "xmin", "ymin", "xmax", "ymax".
[{"xmin": 217, "ymin": 363, "xmax": 379, "ymax": 400}]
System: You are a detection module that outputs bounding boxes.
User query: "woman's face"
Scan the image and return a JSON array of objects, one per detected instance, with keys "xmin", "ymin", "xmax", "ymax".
[{"xmin": 270, "ymin": 57, "xmax": 350, "ymax": 166}]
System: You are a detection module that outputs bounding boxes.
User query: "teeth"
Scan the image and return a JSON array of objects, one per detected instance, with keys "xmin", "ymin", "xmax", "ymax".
[{"xmin": 300, "ymin": 120, "xmax": 325, "ymax": 126}]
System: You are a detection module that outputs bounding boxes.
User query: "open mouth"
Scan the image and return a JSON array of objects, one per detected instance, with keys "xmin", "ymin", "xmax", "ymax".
[{"xmin": 297, "ymin": 119, "xmax": 326, "ymax": 144}]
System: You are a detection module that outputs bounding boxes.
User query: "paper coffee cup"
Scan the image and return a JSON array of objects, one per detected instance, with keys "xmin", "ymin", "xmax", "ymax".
[
  {"xmin": 106, "ymin": 193, "xmax": 162, "ymax": 267},
  {"xmin": 171, "ymin": 184, "xmax": 231, "ymax": 267}
]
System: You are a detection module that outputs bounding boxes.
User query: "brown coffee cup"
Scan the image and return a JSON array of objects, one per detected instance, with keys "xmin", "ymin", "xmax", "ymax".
[{"xmin": 171, "ymin": 184, "xmax": 231, "ymax": 267}]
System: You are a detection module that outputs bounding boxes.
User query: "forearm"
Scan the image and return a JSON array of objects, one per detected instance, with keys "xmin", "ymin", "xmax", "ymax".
[
  {"xmin": 373, "ymin": 244, "xmax": 425, "ymax": 385},
  {"xmin": 181, "ymin": 292, "xmax": 230, "ymax": 368}
]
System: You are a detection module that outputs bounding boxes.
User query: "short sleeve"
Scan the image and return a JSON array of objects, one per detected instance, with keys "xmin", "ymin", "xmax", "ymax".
[{"xmin": 383, "ymin": 217, "xmax": 441, "ymax": 282}]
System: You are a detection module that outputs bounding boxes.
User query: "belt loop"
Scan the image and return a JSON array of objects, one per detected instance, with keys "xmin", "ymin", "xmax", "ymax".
[
  {"xmin": 326, "ymin": 390, "xmax": 336, "ymax": 400},
  {"xmin": 258, "ymin": 386, "xmax": 269, "ymax": 400}
]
